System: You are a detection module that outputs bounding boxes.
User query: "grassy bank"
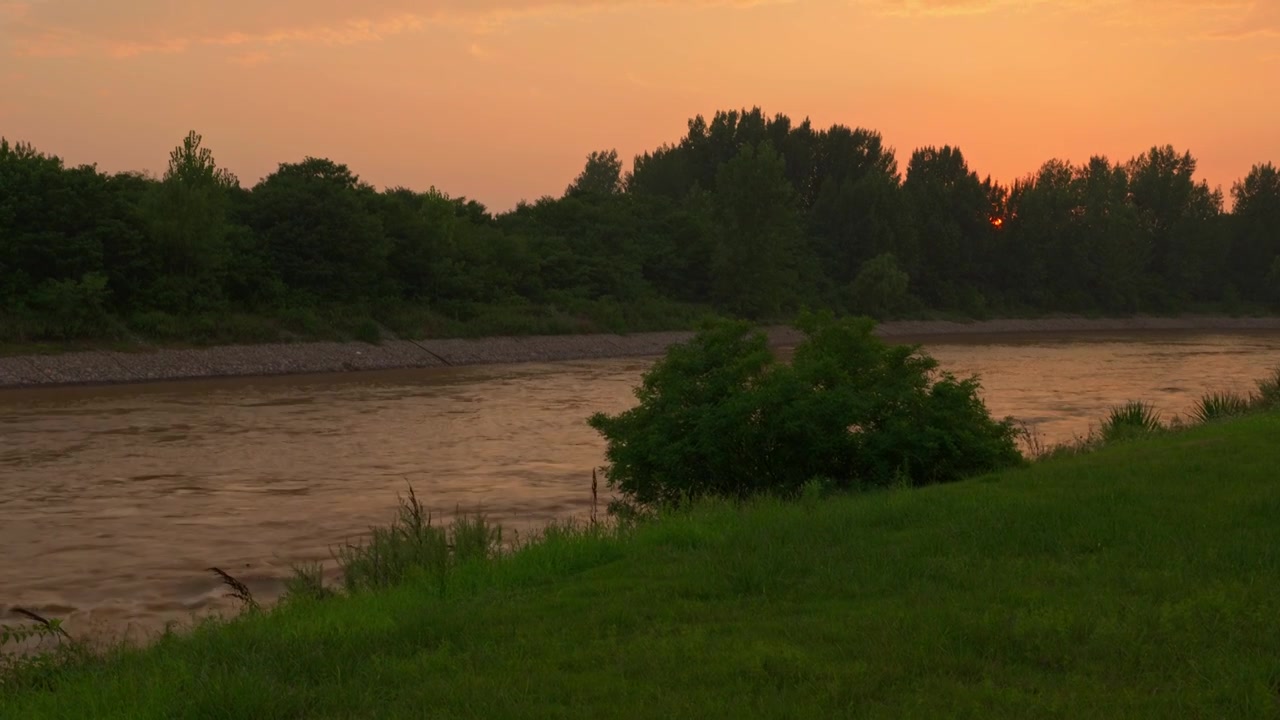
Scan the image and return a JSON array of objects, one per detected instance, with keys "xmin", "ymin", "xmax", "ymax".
[
  {"xmin": 5, "ymin": 296, "xmax": 1278, "ymax": 358},
  {"xmin": 5, "ymin": 410, "xmax": 1280, "ymax": 718},
  {"xmin": 0, "ymin": 297, "xmax": 725, "ymax": 357}
]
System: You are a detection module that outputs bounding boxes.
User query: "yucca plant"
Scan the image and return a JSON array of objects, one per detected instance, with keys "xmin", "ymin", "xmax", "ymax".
[
  {"xmin": 1101, "ymin": 401, "xmax": 1163, "ymax": 443},
  {"xmin": 1192, "ymin": 390, "xmax": 1252, "ymax": 424},
  {"xmin": 1253, "ymin": 367, "xmax": 1280, "ymax": 410}
]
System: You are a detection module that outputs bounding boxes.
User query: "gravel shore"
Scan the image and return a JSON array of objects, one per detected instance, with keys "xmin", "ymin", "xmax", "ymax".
[{"xmin": 3, "ymin": 316, "xmax": 1279, "ymax": 389}]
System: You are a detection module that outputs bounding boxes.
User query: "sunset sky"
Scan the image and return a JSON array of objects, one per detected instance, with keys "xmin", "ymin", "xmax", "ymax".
[{"xmin": 2, "ymin": 0, "xmax": 1277, "ymax": 210}]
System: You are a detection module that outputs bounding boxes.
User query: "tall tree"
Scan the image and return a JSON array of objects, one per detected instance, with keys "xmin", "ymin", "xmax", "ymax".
[
  {"xmin": 1126, "ymin": 145, "xmax": 1224, "ymax": 304},
  {"xmin": 1229, "ymin": 163, "xmax": 1280, "ymax": 303},
  {"xmin": 710, "ymin": 141, "xmax": 803, "ymax": 319},
  {"xmin": 807, "ymin": 125, "xmax": 913, "ymax": 293},
  {"xmin": 903, "ymin": 145, "xmax": 995, "ymax": 310},
  {"xmin": 379, "ymin": 186, "xmax": 459, "ymax": 300},
  {"xmin": 248, "ymin": 157, "xmax": 389, "ymax": 301},
  {"xmin": 565, "ymin": 150, "xmax": 624, "ymax": 198},
  {"xmin": 144, "ymin": 131, "xmax": 240, "ymax": 311}
]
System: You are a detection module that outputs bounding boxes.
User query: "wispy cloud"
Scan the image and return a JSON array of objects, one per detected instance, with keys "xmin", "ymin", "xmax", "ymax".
[
  {"xmin": 2, "ymin": 0, "xmax": 789, "ymax": 62},
  {"xmin": 0, "ymin": 1, "xmax": 30, "ymax": 20},
  {"xmin": 105, "ymin": 13, "xmax": 428, "ymax": 59},
  {"xmin": 861, "ymin": 0, "xmax": 1049, "ymax": 17},
  {"xmin": 230, "ymin": 51, "xmax": 272, "ymax": 68},
  {"xmin": 1205, "ymin": 0, "xmax": 1280, "ymax": 37},
  {"xmin": 856, "ymin": 0, "xmax": 1276, "ymax": 40}
]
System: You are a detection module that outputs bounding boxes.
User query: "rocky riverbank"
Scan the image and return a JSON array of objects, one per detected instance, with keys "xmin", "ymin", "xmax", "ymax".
[{"xmin": 3, "ymin": 315, "xmax": 1280, "ymax": 389}]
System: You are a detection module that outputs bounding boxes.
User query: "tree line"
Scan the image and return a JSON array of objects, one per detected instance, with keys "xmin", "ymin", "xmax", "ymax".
[{"xmin": 2, "ymin": 107, "xmax": 1278, "ymax": 345}]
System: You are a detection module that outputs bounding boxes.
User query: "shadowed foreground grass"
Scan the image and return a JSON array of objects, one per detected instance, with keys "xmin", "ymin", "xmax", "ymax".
[{"xmin": 5, "ymin": 413, "xmax": 1280, "ymax": 719}]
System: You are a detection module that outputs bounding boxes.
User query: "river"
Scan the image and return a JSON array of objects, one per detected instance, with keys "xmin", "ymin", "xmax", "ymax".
[{"xmin": 2, "ymin": 330, "xmax": 1278, "ymax": 647}]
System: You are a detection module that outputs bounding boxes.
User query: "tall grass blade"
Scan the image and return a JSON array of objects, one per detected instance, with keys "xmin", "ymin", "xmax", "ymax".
[{"xmin": 206, "ymin": 567, "xmax": 259, "ymax": 611}]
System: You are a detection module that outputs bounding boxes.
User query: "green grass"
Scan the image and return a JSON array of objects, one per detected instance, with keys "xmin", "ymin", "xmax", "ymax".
[
  {"xmin": 5, "ymin": 298, "xmax": 1276, "ymax": 358},
  {"xmin": 0, "ymin": 298, "xmax": 725, "ymax": 357},
  {"xmin": 4, "ymin": 412, "xmax": 1280, "ymax": 718}
]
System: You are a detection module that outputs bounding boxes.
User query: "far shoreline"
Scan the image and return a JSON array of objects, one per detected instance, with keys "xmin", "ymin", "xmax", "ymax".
[{"xmin": 3, "ymin": 314, "xmax": 1280, "ymax": 391}]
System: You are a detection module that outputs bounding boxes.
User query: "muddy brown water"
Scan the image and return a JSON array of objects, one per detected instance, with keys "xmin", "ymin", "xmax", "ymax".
[{"xmin": 2, "ymin": 330, "xmax": 1278, "ymax": 648}]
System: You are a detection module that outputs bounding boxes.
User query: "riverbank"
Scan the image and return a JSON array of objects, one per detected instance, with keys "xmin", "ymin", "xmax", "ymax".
[
  {"xmin": 3, "ymin": 314, "xmax": 1280, "ymax": 389},
  {"xmin": 4, "ymin": 412, "xmax": 1278, "ymax": 717}
]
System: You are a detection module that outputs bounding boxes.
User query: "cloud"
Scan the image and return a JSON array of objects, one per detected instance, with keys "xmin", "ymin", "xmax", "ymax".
[
  {"xmin": 854, "ymin": 0, "xmax": 1279, "ymax": 41},
  {"xmin": 855, "ymin": 0, "xmax": 1260, "ymax": 22},
  {"xmin": 1205, "ymin": 1, "xmax": 1280, "ymax": 37},
  {"xmin": 876, "ymin": 0, "xmax": 1019, "ymax": 15},
  {"xmin": 853, "ymin": 0, "xmax": 1055, "ymax": 16},
  {"xmin": 2, "ymin": 0, "xmax": 788, "ymax": 61},
  {"xmin": 106, "ymin": 15, "xmax": 430, "ymax": 59},
  {"xmin": 230, "ymin": 51, "xmax": 272, "ymax": 68}
]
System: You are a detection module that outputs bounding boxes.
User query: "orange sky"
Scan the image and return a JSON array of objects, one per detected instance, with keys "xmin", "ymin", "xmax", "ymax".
[{"xmin": 2, "ymin": 0, "xmax": 1277, "ymax": 210}]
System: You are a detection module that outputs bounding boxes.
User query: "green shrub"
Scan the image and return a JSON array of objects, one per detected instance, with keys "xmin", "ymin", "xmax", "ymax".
[
  {"xmin": 1253, "ymin": 367, "xmax": 1280, "ymax": 410},
  {"xmin": 276, "ymin": 306, "xmax": 327, "ymax": 337},
  {"xmin": 26, "ymin": 273, "xmax": 116, "ymax": 340},
  {"xmin": 1192, "ymin": 391, "xmax": 1252, "ymax": 424},
  {"xmin": 588, "ymin": 312, "xmax": 1023, "ymax": 510},
  {"xmin": 848, "ymin": 253, "xmax": 910, "ymax": 319},
  {"xmin": 352, "ymin": 318, "xmax": 383, "ymax": 345},
  {"xmin": 332, "ymin": 487, "xmax": 502, "ymax": 594},
  {"xmin": 1101, "ymin": 401, "xmax": 1163, "ymax": 443}
]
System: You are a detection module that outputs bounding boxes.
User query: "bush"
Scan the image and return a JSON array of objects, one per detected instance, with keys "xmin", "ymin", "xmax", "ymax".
[
  {"xmin": 1253, "ymin": 367, "xmax": 1280, "ymax": 410},
  {"xmin": 26, "ymin": 272, "xmax": 115, "ymax": 340},
  {"xmin": 332, "ymin": 487, "xmax": 502, "ymax": 594},
  {"xmin": 1192, "ymin": 390, "xmax": 1252, "ymax": 424},
  {"xmin": 588, "ymin": 312, "xmax": 1023, "ymax": 510},
  {"xmin": 1100, "ymin": 401, "xmax": 1163, "ymax": 443},
  {"xmin": 848, "ymin": 253, "xmax": 910, "ymax": 319}
]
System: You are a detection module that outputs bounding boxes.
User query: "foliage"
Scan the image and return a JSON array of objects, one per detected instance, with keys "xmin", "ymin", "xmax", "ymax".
[
  {"xmin": 1, "ymin": 609, "xmax": 78, "ymax": 692},
  {"xmin": 331, "ymin": 486, "xmax": 502, "ymax": 594},
  {"xmin": 3, "ymin": 113, "xmax": 1279, "ymax": 349},
  {"xmin": 565, "ymin": 149, "xmax": 624, "ymax": 198},
  {"xmin": 5, "ymin": 414, "xmax": 1280, "ymax": 717},
  {"xmin": 709, "ymin": 141, "xmax": 804, "ymax": 319},
  {"xmin": 1100, "ymin": 400, "xmax": 1163, "ymax": 442},
  {"xmin": 1192, "ymin": 390, "xmax": 1253, "ymax": 424},
  {"xmin": 588, "ymin": 312, "xmax": 1023, "ymax": 509},
  {"xmin": 1254, "ymin": 367, "xmax": 1280, "ymax": 409},
  {"xmin": 848, "ymin": 251, "xmax": 911, "ymax": 318}
]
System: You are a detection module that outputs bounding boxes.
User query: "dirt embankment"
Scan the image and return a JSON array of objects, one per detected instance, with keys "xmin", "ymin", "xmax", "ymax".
[{"xmin": 3, "ymin": 316, "xmax": 1279, "ymax": 389}]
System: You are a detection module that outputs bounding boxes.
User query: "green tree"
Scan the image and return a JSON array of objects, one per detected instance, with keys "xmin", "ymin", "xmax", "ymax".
[
  {"xmin": 1075, "ymin": 157, "xmax": 1148, "ymax": 311},
  {"xmin": 379, "ymin": 186, "xmax": 458, "ymax": 300},
  {"xmin": 1264, "ymin": 256, "xmax": 1280, "ymax": 309},
  {"xmin": 0, "ymin": 141, "xmax": 105, "ymax": 299},
  {"xmin": 849, "ymin": 252, "xmax": 910, "ymax": 318},
  {"xmin": 1229, "ymin": 163, "xmax": 1280, "ymax": 303},
  {"xmin": 0, "ymin": 140, "xmax": 148, "ymax": 338},
  {"xmin": 248, "ymin": 157, "xmax": 389, "ymax": 302},
  {"xmin": 565, "ymin": 150, "xmax": 624, "ymax": 197},
  {"xmin": 628, "ymin": 108, "xmax": 798, "ymax": 200},
  {"xmin": 1126, "ymin": 146, "xmax": 1224, "ymax": 304},
  {"xmin": 903, "ymin": 146, "xmax": 996, "ymax": 310},
  {"xmin": 806, "ymin": 126, "xmax": 915, "ymax": 294},
  {"xmin": 710, "ymin": 141, "xmax": 803, "ymax": 319},
  {"xmin": 143, "ymin": 131, "xmax": 240, "ymax": 312}
]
